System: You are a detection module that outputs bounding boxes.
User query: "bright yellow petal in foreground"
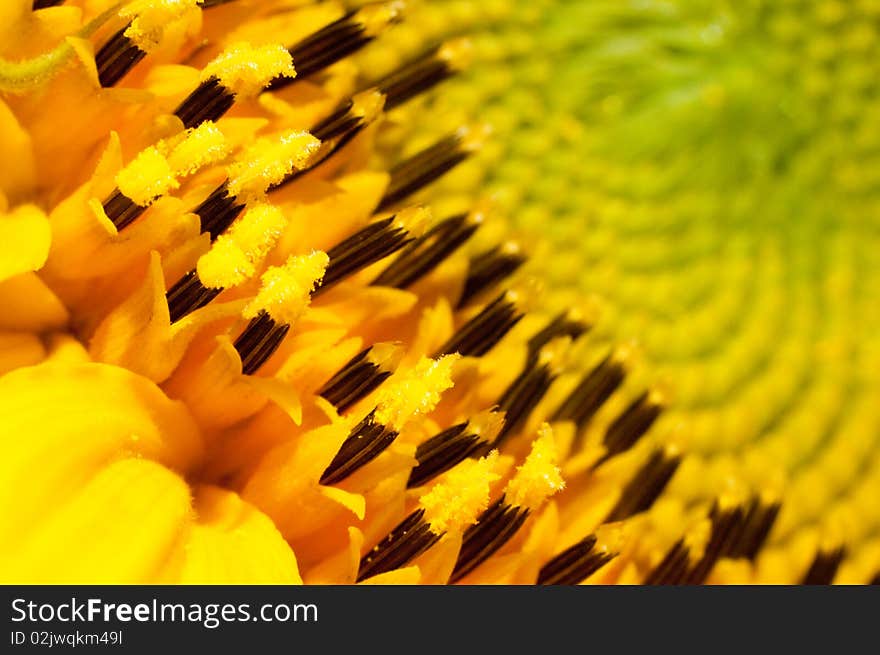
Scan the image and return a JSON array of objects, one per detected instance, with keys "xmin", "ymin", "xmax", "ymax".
[
  {"xmin": 0, "ymin": 204, "xmax": 50, "ymax": 281},
  {"xmin": 0, "ymin": 362, "xmax": 203, "ymax": 546}
]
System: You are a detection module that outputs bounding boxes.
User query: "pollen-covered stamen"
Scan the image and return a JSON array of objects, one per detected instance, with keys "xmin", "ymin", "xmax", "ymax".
[
  {"xmin": 166, "ymin": 271, "xmax": 221, "ymax": 324},
  {"xmin": 321, "ymin": 355, "xmax": 458, "ymax": 485},
  {"xmin": 312, "ymin": 207, "xmax": 429, "ymax": 296},
  {"xmin": 493, "ymin": 339, "xmax": 568, "ymax": 448},
  {"xmin": 801, "ymin": 546, "xmax": 846, "ymax": 585},
  {"xmin": 269, "ymin": 2, "xmax": 404, "ymax": 91},
  {"xmin": 593, "ymin": 389, "xmax": 664, "ymax": 468},
  {"xmin": 167, "ymin": 203, "xmax": 288, "ymax": 322},
  {"xmin": 175, "ymin": 42, "xmax": 294, "ymax": 129},
  {"xmin": 407, "ymin": 410, "xmax": 504, "ymax": 489},
  {"xmin": 273, "ymin": 91, "xmax": 386, "ymax": 191},
  {"xmin": 234, "ymin": 252, "xmax": 328, "ymax": 375},
  {"xmin": 551, "ymin": 352, "xmax": 626, "ymax": 437},
  {"xmin": 375, "ymin": 127, "xmax": 485, "ymax": 213},
  {"xmin": 605, "ymin": 447, "xmax": 681, "ymax": 522},
  {"xmin": 527, "ymin": 310, "xmax": 591, "ymax": 366},
  {"xmin": 372, "ymin": 212, "xmax": 481, "ymax": 290},
  {"xmin": 451, "ymin": 426, "xmax": 563, "ymax": 582},
  {"xmin": 456, "ymin": 241, "xmax": 526, "ymax": 309},
  {"xmin": 359, "ymin": 452, "xmax": 499, "ymax": 581},
  {"xmin": 375, "ymin": 39, "xmax": 472, "ymax": 112},
  {"xmin": 95, "ymin": 0, "xmax": 201, "ymax": 88},
  {"xmin": 725, "ymin": 498, "xmax": 781, "ymax": 561},
  {"xmin": 434, "ymin": 290, "xmax": 525, "ymax": 358},
  {"xmin": 197, "ymin": 130, "xmax": 319, "ymax": 240},
  {"xmin": 94, "ymin": 27, "xmax": 147, "ymax": 88},
  {"xmin": 104, "ymin": 122, "xmax": 229, "ymax": 230},
  {"xmin": 317, "ymin": 342, "xmax": 403, "ymax": 413},
  {"xmin": 537, "ymin": 525, "xmax": 622, "ymax": 585}
]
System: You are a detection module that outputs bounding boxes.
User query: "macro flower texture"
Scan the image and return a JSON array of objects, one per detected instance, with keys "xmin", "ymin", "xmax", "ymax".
[{"xmin": 0, "ymin": 0, "xmax": 878, "ymax": 586}]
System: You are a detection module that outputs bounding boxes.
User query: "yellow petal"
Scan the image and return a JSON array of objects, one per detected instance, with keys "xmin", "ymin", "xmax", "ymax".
[
  {"xmin": 0, "ymin": 361, "xmax": 203, "ymax": 546},
  {"xmin": 0, "ymin": 204, "xmax": 50, "ymax": 281},
  {"xmin": 176, "ymin": 485, "xmax": 302, "ymax": 584}
]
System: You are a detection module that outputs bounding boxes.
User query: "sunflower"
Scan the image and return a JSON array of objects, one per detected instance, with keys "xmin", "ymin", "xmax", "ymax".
[{"xmin": 1, "ymin": 0, "xmax": 878, "ymax": 585}]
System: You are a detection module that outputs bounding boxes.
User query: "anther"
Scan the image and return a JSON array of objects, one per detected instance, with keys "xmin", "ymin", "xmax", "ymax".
[
  {"xmin": 604, "ymin": 447, "xmax": 681, "ymax": 522},
  {"xmin": 593, "ymin": 390, "xmax": 664, "ymax": 468},
  {"xmin": 683, "ymin": 502, "xmax": 747, "ymax": 584},
  {"xmin": 407, "ymin": 410, "xmax": 503, "ymax": 489},
  {"xmin": 174, "ymin": 42, "xmax": 294, "ymax": 128},
  {"xmin": 800, "ymin": 546, "xmax": 846, "ymax": 585},
  {"xmin": 375, "ymin": 128, "xmax": 484, "ymax": 213},
  {"xmin": 104, "ymin": 122, "xmax": 229, "ymax": 231},
  {"xmin": 372, "ymin": 212, "xmax": 481, "ymax": 289},
  {"xmin": 551, "ymin": 353, "xmax": 626, "ymax": 436},
  {"xmin": 95, "ymin": 0, "xmax": 202, "ymax": 88},
  {"xmin": 526, "ymin": 310, "xmax": 591, "ymax": 366},
  {"xmin": 313, "ymin": 208, "xmax": 428, "ymax": 297},
  {"xmin": 360, "ymin": 451, "xmax": 499, "ymax": 581},
  {"xmin": 269, "ymin": 2, "xmax": 404, "ymax": 91},
  {"xmin": 33, "ymin": 0, "xmax": 65, "ymax": 10},
  {"xmin": 449, "ymin": 497, "xmax": 530, "ymax": 583},
  {"xmin": 643, "ymin": 538, "xmax": 694, "ymax": 585},
  {"xmin": 317, "ymin": 343, "xmax": 403, "ymax": 413},
  {"xmin": 537, "ymin": 533, "xmax": 619, "ymax": 585},
  {"xmin": 194, "ymin": 182, "xmax": 246, "ymax": 241},
  {"xmin": 433, "ymin": 290, "xmax": 525, "ymax": 358},
  {"xmin": 456, "ymin": 241, "xmax": 526, "ymax": 309},
  {"xmin": 724, "ymin": 498, "xmax": 781, "ymax": 561},
  {"xmin": 492, "ymin": 339, "xmax": 568, "ymax": 448},
  {"xmin": 94, "ymin": 27, "xmax": 147, "ymax": 88},
  {"xmin": 450, "ymin": 426, "xmax": 563, "ymax": 582},
  {"xmin": 233, "ymin": 252, "xmax": 328, "ymax": 375},
  {"xmin": 356, "ymin": 509, "xmax": 441, "ymax": 582},
  {"xmin": 271, "ymin": 91, "xmax": 385, "ymax": 191},
  {"xmin": 374, "ymin": 39, "xmax": 471, "ymax": 111},
  {"xmin": 321, "ymin": 356, "xmax": 457, "ymax": 485},
  {"xmin": 166, "ymin": 270, "xmax": 222, "ymax": 323}
]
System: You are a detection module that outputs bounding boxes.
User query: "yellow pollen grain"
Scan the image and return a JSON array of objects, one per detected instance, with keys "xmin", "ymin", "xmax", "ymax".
[
  {"xmin": 121, "ymin": 0, "xmax": 201, "ymax": 52},
  {"xmin": 197, "ymin": 203, "xmax": 288, "ymax": 290},
  {"xmin": 226, "ymin": 130, "xmax": 321, "ymax": 201},
  {"xmin": 114, "ymin": 147, "xmax": 177, "ymax": 207},
  {"xmin": 420, "ymin": 451, "xmax": 501, "ymax": 535},
  {"xmin": 243, "ymin": 250, "xmax": 328, "ymax": 325},
  {"xmin": 373, "ymin": 354, "xmax": 459, "ymax": 432},
  {"xmin": 202, "ymin": 42, "xmax": 295, "ymax": 97},
  {"xmin": 163, "ymin": 122, "xmax": 229, "ymax": 178},
  {"xmin": 504, "ymin": 423, "xmax": 565, "ymax": 511}
]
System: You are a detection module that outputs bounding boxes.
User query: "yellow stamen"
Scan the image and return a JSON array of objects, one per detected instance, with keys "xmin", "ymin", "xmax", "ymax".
[
  {"xmin": 226, "ymin": 130, "xmax": 321, "ymax": 201},
  {"xmin": 420, "ymin": 451, "xmax": 501, "ymax": 535},
  {"xmin": 373, "ymin": 354, "xmax": 458, "ymax": 432},
  {"xmin": 505, "ymin": 423, "xmax": 565, "ymax": 511},
  {"xmin": 197, "ymin": 203, "xmax": 288, "ymax": 289},
  {"xmin": 114, "ymin": 147, "xmax": 177, "ymax": 207},
  {"xmin": 243, "ymin": 251, "xmax": 328, "ymax": 325},
  {"xmin": 121, "ymin": 0, "xmax": 202, "ymax": 52},
  {"xmin": 202, "ymin": 42, "xmax": 295, "ymax": 97},
  {"xmin": 163, "ymin": 122, "xmax": 229, "ymax": 178}
]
